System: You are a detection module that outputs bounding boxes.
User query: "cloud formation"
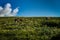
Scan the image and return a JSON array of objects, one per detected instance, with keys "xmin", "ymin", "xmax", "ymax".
[{"xmin": 0, "ymin": 3, "xmax": 19, "ymax": 17}]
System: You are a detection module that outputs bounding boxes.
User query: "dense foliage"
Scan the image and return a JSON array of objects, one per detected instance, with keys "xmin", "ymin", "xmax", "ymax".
[{"xmin": 0, "ymin": 17, "xmax": 60, "ymax": 40}]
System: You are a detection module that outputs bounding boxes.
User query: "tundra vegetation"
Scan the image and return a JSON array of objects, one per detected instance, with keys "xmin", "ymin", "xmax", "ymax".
[{"xmin": 0, "ymin": 17, "xmax": 60, "ymax": 40}]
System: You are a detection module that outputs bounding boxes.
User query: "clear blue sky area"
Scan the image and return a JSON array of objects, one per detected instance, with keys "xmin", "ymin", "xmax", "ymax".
[{"xmin": 0, "ymin": 0, "xmax": 60, "ymax": 17}]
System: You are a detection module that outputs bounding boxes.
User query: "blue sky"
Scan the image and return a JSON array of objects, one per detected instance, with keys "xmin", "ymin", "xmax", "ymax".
[{"xmin": 0, "ymin": 0, "xmax": 60, "ymax": 17}]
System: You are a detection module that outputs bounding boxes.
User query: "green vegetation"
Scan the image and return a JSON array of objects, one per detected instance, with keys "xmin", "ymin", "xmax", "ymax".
[{"xmin": 0, "ymin": 17, "xmax": 60, "ymax": 40}]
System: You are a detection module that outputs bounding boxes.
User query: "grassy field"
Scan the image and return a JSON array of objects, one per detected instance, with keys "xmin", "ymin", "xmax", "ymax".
[{"xmin": 0, "ymin": 17, "xmax": 60, "ymax": 40}]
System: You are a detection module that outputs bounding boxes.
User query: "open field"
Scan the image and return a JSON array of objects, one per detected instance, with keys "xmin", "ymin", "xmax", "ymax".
[{"xmin": 0, "ymin": 17, "xmax": 60, "ymax": 40}]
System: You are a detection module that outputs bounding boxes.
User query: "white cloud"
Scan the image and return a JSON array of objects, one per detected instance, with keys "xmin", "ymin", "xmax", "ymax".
[{"xmin": 0, "ymin": 3, "xmax": 19, "ymax": 17}]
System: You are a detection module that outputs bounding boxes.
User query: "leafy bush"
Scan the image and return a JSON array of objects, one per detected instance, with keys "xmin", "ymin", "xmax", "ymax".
[{"xmin": 0, "ymin": 17, "xmax": 60, "ymax": 40}]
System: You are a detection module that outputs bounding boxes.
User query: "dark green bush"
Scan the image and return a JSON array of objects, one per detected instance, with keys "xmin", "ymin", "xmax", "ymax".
[{"xmin": 0, "ymin": 17, "xmax": 60, "ymax": 40}]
